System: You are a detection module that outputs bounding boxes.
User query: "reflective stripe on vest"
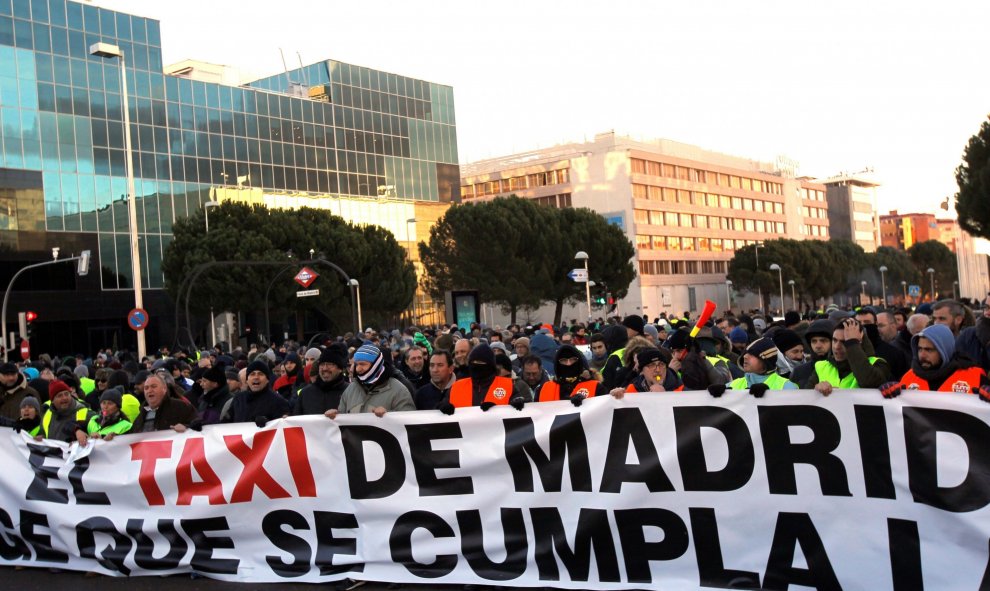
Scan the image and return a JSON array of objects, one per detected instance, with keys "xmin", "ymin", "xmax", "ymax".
[
  {"xmin": 730, "ymin": 373, "xmax": 792, "ymax": 390},
  {"xmin": 900, "ymin": 367, "xmax": 986, "ymax": 394},
  {"xmin": 449, "ymin": 376, "xmax": 514, "ymax": 408},
  {"xmin": 87, "ymin": 416, "xmax": 133, "ymax": 435},
  {"xmin": 539, "ymin": 380, "xmax": 599, "ymax": 402},
  {"xmin": 814, "ymin": 358, "xmax": 878, "ymax": 388},
  {"xmin": 42, "ymin": 405, "xmax": 90, "ymax": 438},
  {"xmin": 625, "ymin": 380, "xmax": 684, "ymax": 393}
]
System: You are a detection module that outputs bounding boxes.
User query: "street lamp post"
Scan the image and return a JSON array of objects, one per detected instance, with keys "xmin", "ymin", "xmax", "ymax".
[
  {"xmin": 575, "ymin": 251, "xmax": 591, "ymax": 321},
  {"xmin": 204, "ymin": 201, "xmax": 220, "ymax": 345},
  {"xmin": 879, "ymin": 265, "xmax": 888, "ymax": 306},
  {"xmin": 406, "ymin": 217, "xmax": 417, "ymax": 324},
  {"xmin": 788, "ymin": 279, "xmax": 796, "ymax": 311},
  {"xmin": 927, "ymin": 268, "xmax": 935, "ymax": 301},
  {"xmin": 754, "ymin": 243, "xmax": 764, "ymax": 311},
  {"xmin": 769, "ymin": 263, "xmax": 783, "ymax": 315},
  {"xmin": 349, "ymin": 279, "xmax": 362, "ymax": 333},
  {"xmin": 901, "ymin": 280, "xmax": 907, "ymax": 302},
  {"xmin": 91, "ymin": 42, "xmax": 145, "ymax": 359},
  {"xmin": 861, "ymin": 281, "xmax": 868, "ymax": 304},
  {"xmin": 953, "ymin": 280, "xmax": 959, "ymax": 300},
  {"xmin": 725, "ymin": 280, "xmax": 733, "ymax": 311}
]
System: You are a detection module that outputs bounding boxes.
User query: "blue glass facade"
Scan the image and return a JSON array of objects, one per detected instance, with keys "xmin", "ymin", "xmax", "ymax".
[{"xmin": 0, "ymin": 0, "xmax": 459, "ymax": 295}]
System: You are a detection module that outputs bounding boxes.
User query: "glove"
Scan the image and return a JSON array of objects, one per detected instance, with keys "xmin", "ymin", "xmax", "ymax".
[
  {"xmin": 707, "ymin": 384, "xmax": 726, "ymax": 398},
  {"xmin": 880, "ymin": 381, "xmax": 902, "ymax": 399},
  {"xmin": 438, "ymin": 402, "xmax": 455, "ymax": 416},
  {"xmin": 749, "ymin": 383, "xmax": 769, "ymax": 398},
  {"xmin": 569, "ymin": 393, "xmax": 586, "ymax": 407},
  {"xmin": 510, "ymin": 397, "xmax": 526, "ymax": 411},
  {"xmin": 479, "ymin": 402, "xmax": 496, "ymax": 412},
  {"xmin": 978, "ymin": 384, "xmax": 990, "ymax": 403},
  {"xmin": 254, "ymin": 416, "xmax": 269, "ymax": 428},
  {"xmin": 189, "ymin": 419, "xmax": 204, "ymax": 432}
]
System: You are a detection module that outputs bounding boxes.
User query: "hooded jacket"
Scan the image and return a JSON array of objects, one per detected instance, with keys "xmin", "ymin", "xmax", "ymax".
[
  {"xmin": 536, "ymin": 345, "xmax": 606, "ymax": 401},
  {"xmin": 0, "ymin": 373, "xmax": 41, "ymax": 421}
]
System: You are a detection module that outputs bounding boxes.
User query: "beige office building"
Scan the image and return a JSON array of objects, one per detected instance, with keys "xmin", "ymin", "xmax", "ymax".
[{"xmin": 461, "ymin": 132, "xmax": 829, "ymax": 321}]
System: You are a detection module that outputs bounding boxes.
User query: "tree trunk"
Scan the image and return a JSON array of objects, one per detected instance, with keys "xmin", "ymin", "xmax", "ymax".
[
  {"xmin": 509, "ymin": 304, "xmax": 517, "ymax": 325},
  {"xmin": 552, "ymin": 298, "xmax": 565, "ymax": 327}
]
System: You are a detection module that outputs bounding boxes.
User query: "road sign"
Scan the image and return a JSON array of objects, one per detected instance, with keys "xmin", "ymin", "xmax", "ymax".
[
  {"xmin": 908, "ymin": 284, "xmax": 921, "ymax": 297},
  {"xmin": 297, "ymin": 289, "xmax": 320, "ymax": 298},
  {"xmin": 127, "ymin": 308, "xmax": 149, "ymax": 331},
  {"xmin": 19, "ymin": 340, "xmax": 29, "ymax": 360},
  {"xmin": 294, "ymin": 267, "xmax": 319, "ymax": 288},
  {"xmin": 568, "ymin": 268, "xmax": 588, "ymax": 282}
]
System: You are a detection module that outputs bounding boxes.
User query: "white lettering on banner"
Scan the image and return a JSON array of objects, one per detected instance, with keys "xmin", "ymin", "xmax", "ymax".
[{"xmin": 0, "ymin": 390, "xmax": 989, "ymax": 588}]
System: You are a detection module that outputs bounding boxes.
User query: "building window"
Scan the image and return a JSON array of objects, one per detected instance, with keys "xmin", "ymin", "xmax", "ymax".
[{"xmin": 634, "ymin": 209, "xmax": 649, "ymax": 224}]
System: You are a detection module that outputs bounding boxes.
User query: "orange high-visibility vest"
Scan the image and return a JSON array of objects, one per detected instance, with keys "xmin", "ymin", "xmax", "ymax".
[
  {"xmin": 538, "ymin": 380, "xmax": 599, "ymax": 402},
  {"xmin": 899, "ymin": 367, "xmax": 985, "ymax": 394},
  {"xmin": 449, "ymin": 376, "xmax": 514, "ymax": 408},
  {"xmin": 626, "ymin": 381, "xmax": 684, "ymax": 393}
]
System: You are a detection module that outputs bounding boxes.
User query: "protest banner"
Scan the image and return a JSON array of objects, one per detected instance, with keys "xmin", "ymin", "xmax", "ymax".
[{"xmin": 0, "ymin": 389, "xmax": 988, "ymax": 589}]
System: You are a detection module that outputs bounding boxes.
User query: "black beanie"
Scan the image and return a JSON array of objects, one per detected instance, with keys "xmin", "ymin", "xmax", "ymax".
[
  {"xmin": 622, "ymin": 315, "xmax": 645, "ymax": 335},
  {"xmin": 320, "ymin": 344, "xmax": 350, "ymax": 369},
  {"xmin": 99, "ymin": 386, "xmax": 123, "ymax": 408},
  {"xmin": 202, "ymin": 365, "xmax": 225, "ymax": 385},
  {"xmin": 637, "ymin": 347, "xmax": 671, "ymax": 369},
  {"xmin": 246, "ymin": 359, "xmax": 273, "ymax": 381},
  {"xmin": 771, "ymin": 329, "xmax": 804, "ymax": 355}
]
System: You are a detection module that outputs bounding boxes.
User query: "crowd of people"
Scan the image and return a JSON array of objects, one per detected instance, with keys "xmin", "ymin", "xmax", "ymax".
[{"xmin": 2, "ymin": 295, "xmax": 990, "ymax": 446}]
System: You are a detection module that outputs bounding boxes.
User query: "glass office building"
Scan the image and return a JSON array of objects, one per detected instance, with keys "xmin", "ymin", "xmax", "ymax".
[{"xmin": 0, "ymin": 0, "xmax": 459, "ymax": 352}]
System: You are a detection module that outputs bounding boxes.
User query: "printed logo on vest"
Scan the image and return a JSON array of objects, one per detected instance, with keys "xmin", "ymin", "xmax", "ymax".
[
  {"xmin": 575, "ymin": 388, "xmax": 589, "ymax": 397},
  {"xmin": 493, "ymin": 387, "xmax": 507, "ymax": 400},
  {"xmin": 951, "ymin": 380, "xmax": 972, "ymax": 394},
  {"xmin": 906, "ymin": 383, "xmax": 921, "ymax": 390}
]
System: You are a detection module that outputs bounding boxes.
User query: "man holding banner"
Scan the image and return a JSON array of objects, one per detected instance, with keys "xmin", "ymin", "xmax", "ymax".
[{"xmin": 881, "ymin": 323, "xmax": 989, "ymax": 396}]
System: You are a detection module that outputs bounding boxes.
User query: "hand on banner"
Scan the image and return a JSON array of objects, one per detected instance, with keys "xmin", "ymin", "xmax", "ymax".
[
  {"xmin": 609, "ymin": 387, "xmax": 625, "ymax": 399},
  {"xmin": 189, "ymin": 419, "xmax": 204, "ymax": 432},
  {"xmin": 749, "ymin": 383, "xmax": 769, "ymax": 398},
  {"xmin": 173, "ymin": 423, "xmax": 188, "ymax": 433},
  {"xmin": 254, "ymin": 416, "xmax": 269, "ymax": 428},
  {"xmin": 438, "ymin": 402, "xmax": 455, "ymax": 415},
  {"xmin": 978, "ymin": 384, "xmax": 990, "ymax": 403},
  {"xmin": 569, "ymin": 393, "xmax": 586, "ymax": 407},
  {"xmin": 479, "ymin": 402, "xmax": 496, "ymax": 412},
  {"xmin": 324, "ymin": 409, "xmax": 339, "ymax": 420},
  {"xmin": 372, "ymin": 406, "xmax": 387, "ymax": 417},
  {"xmin": 816, "ymin": 382, "xmax": 834, "ymax": 396},
  {"xmin": 880, "ymin": 382, "xmax": 903, "ymax": 399},
  {"xmin": 510, "ymin": 397, "xmax": 526, "ymax": 411},
  {"xmin": 74, "ymin": 427, "xmax": 88, "ymax": 446},
  {"xmin": 707, "ymin": 384, "xmax": 726, "ymax": 398}
]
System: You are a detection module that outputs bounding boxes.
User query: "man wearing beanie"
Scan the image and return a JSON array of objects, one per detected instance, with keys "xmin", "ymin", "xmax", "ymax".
[
  {"xmin": 769, "ymin": 328, "xmax": 806, "ymax": 378},
  {"xmin": 612, "ymin": 347, "xmax": 684, "ymax": 397},
  {"xmin": 790, "ymin": 319, "xmax": 834, "ymax": 388},
  {"xmin": 440, "ymin": 344, "xmax": 530, "ymax": 413},
  {"xmin": 808, "ymin": 317, "xmax": 890, "ymax": 395},
  {"xmin": 728, "ymin": 337, "xmax": 798, "ymax": 396},
  {"xmin": 296, "ymin": 344, "xmax": 350, "ymax": 416},
  {"xmin": 225, "ymin": 360, "xmax": 290, "ymax": 426},
  {"xmin": 536, "ymin": 345, "xmax": 606, "ymax": 405},
  {"xmin": 0, "ymin": 362, "xmax": 40, "ymax": 421},
  {"xmin": 39, "ymin": 379, "xmax": 93, "ymax": 444},
  {"xmin": 327, "ymin": 345, "xmax": 414, "ymax": 418},
  {"xmin": 882, "ymin": 324, "xmax": 988, "ymax": 397},
  {"xmin": 197, "ymin": 365, "xmax": 233, "ymax": 425},
  {"xmin": 86, "ymin": 387, "xmax": 132, "ymax": 439}
]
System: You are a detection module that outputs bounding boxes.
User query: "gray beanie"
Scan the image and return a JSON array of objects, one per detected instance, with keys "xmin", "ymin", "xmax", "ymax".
[
  {"xmin": 19, "ymin": 396, "xmax": 41, "ymax": 414},
  {"xmin": 99, "ymin": 387, "xmax": 123, "ymax": 409}
]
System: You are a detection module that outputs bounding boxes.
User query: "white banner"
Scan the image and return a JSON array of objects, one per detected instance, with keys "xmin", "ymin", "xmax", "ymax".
[{"xmin": 1, "ymin": 389, "xmax": 989, "ymax": 589}]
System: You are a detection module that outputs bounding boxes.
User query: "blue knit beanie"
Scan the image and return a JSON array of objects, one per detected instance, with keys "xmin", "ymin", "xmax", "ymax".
[{"xmin": 353, "ymin": 345, "xmax": 385, "ymax": 385}]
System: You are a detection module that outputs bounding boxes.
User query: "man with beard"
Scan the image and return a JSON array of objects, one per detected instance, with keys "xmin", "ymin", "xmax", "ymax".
[
  {"xmin": 535, "ymin": 345, "xmax": 606, "ymax": 405},
  {"xmin": 0, "ymin": 362, "xmax": 39, "ymax": 420},
  {"xmin": 400, "ymin": 346, "xmax": 430, "ymax": 390},
  {"xmin": 328, "ymin": 345, "xmax": 415, "ymax": 418},
  {"xmin": 225, "ymin": 360, "xmax": 290, "ymax": 427},
  {"xmin": 727, "ymin": 337, "xmax": 798, "ymax": 394},
  {"xmin": 131, "ymin": 374, "xmax": 198, "ymax": 432},
  {"xmin": 808, "ymin": 317, "xmax": 890, "ymax": 395},
  {"xmin": 439, "ymin": 344, "xmax": 530, "ymax": 413},
  {"xmin": 881, "ymin": 324, "xmax": 988, "ymax": 397},
  {"xmin": 38, "ymin": 379, "xmax": 92, "ymax": 444},
  {"xmin": 588, "ymin": 333, "xmax": 608, "ymax": 372},
  {"xmin": 452, "ymin": 338, "xmax": 472, "ymax": 380},
  {"xmin": 295, "ymin": 345, "xmax": 350, "ymax": 415},
  {"xmin": 197, "ymin": 365, "xmax": 233, "ymax": 425}
]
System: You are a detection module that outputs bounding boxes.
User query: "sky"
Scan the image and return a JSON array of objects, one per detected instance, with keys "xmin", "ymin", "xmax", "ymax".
[{"xmin": 97, "ymin": 0, "xmax": 990, "ymax": 217}]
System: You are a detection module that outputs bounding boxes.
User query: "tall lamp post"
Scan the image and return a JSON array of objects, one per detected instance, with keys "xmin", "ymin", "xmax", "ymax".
[
  {"xmin": 754, "ymin": 243, "xmax": 764, "ymax": 311},
  {"xmin": 879, "ymin": 265, "xmax": 888, "ymax": 306},
  {"xmin": 575, "ymin": 251, "xmax": 591, "ymax": 320},
  {"xmin": 204, "ymin": 200, "xmax": 220, "ymax": 346},
  {"xmin": 406, "ymin": 217, "xmax": 417, "ymax": 324},
  {"xmin": 861, "ymin": 281, "xmax": 868, "ymax": 300},
  {"xmin": 901, "ymin": 280, "xmax": 907, "ymax": 302},
  {"xmin": 91, "ymin": 42, "xmax": 145, "ymax": 359},
  {"xmin": 927, "ymin": 268, "xmax": 935, "ymax": 301},
  {"xmin": 348, "ymin": 279, "xmax": 362, "ymax": 333},
  {"xmin": 788, "ymin": 279, "xmax": 796, "ymax": 311},
  {"xmin": 725, "ymin": 279, "xmax": 733, "ymax": 311},
  {"xmin": 769, "ymin": 263, "xmax": 783, "ymax": 315},
  {"xmin": 953, "ymin": 280, "xmax": 959, "ymax": 300}
]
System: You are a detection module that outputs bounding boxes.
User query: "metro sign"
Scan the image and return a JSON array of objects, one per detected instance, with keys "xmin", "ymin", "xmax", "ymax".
[{"xmin": 294, "ymin": 267, "xmax": 319, "ymax": 288}]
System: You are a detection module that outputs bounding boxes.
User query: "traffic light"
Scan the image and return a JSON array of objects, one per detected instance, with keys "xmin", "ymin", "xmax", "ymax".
[
  {"xmin": 25, "ymin": 311, "xmax": 36, "ymax": 340},
  {"xmin": 595, "ymin": 295, "xmax": 606, "ymax": 305}
]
